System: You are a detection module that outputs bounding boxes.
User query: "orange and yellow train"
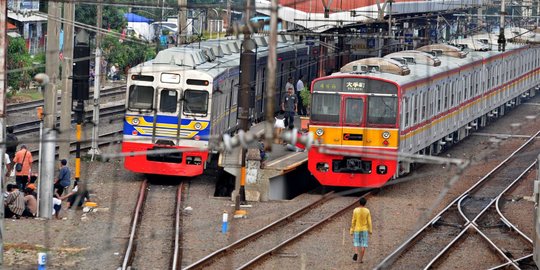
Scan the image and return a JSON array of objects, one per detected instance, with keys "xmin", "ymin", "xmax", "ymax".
[{"xmin": 308, "ymin": 33, "xmax": 538, "ymax": 187}]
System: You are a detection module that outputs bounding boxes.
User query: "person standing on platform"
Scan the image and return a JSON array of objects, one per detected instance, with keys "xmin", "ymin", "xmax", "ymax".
[
  {"xmin": 13, "ymin": 145, "xmax": 32, "ymax": 191},
  {"xmin": 281, "ymin": 86, "xmax": 298, "ymax": 129},
  {"xmin": 296, "ymin": 75, "xmax": 306, "ymax": 115},
  {"xmin": 350, "ymin": 197, "xmax": 372, "ymax": 263},
  {"xmin": 285, "ymin": 76, "xmax": 295, "ymax": 95}
]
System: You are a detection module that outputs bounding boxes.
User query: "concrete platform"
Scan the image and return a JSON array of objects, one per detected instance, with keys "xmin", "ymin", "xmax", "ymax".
[{"xmin": 219, "ymin": 116, "xmax": 308, "ymax": 201}]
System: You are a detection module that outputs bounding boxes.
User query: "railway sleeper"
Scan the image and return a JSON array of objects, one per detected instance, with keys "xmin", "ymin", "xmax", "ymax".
[{"xmin": 430, "ymin": 216, "xmax": 462, "ymax": 229}]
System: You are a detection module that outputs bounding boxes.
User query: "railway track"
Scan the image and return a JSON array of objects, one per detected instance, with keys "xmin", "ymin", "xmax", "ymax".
[
  {"xmin": 6, "ymin": 85, "xmax": 125, "ymax": 113},
  {"xmin": 12, "ymin": 104, "xmax": 125, "ymax": 136},
  {"xmin": 30, "ymin": 130, "xmax": 123, "ymax": 161},
  {"xmin": 184, "ymin": 191, "xmax": 369, "ymax": 270},
  {"xmin": 120, "ymin": 180, "xmax": 184, "ymax": 270},
  {"xmin": 377, "ymin": 130, "xmax": 540, "ymax": 269}
]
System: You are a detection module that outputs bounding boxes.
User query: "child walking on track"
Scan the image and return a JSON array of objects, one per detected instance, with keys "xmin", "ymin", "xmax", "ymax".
[{"xmin": 350, "ymin": 197, "xmax": 372, "ymax": 263}]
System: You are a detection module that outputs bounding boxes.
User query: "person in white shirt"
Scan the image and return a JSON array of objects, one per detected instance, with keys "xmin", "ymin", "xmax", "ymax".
[{"xmin": 296, "ymin": 75, "xmax": 306, "ymax": 115}]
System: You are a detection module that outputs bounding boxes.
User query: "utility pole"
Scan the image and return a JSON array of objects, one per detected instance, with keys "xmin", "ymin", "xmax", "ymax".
[
  {"xmin": 89, "ymin": 0, "xmax": 103, "ymax": 159},
  {"xmin": 235, "ymin": 0, "xmax": 256, "ymax": 214},
  {"xmin": 59, "ymin": 0, "xmax": 75, "ymax": 161},
  {"xmin": 265, "ymin": 0, "xmax": 278, "ymax": 153},
  {"xmin": 177, "ymin": 0, "xmax": 187, "ymax": 45},
  {"xmin": 40, "ymin": 0, "xmax": 61, "ymax": 219},
  {"xmin": 0, "ymin": 0, "xmax": 8, "ymax": 263},
  {"xmin": 498, "ymin": 0, "xmax": 507, "ymax": 52}
]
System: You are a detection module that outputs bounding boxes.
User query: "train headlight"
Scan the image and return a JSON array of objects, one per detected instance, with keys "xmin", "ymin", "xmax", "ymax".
[
  {"xmin": 132, "ymin": 118, "xmax": 140, "ymax": 126},
  {"xmin": 315, "ymin": 128, "xmax": 324, "ymax": 137},
  {"xmin": 194, "ymin": 122, "xmax": 202, "ymax": 130},
  {"xmin": 316, "ymin": 162, "xmax": 329, "ymax": 172},
  {"xmin": 382, "ymin": 131, "xmax": 391, "ymax": 139},
  {"xmin": 377, "ymin": 165, "xmax": 387, "ymax": 174}
]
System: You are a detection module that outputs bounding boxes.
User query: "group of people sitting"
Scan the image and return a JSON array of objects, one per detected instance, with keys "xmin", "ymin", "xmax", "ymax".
[{"xmin": 4, "ymin": 158, "xmax": 92, "ymax": 219}]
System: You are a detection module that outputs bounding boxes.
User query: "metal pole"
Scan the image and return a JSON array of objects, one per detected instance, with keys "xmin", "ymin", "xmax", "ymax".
[
  {"xmin": 40, "ymin": 0, "xmax": 61, "ymax": 220},
  {"xmin": 89, "ymin": 1, "xmax": 103, "ymax": 159},
  {"xmin": 0, "ymin": 0, "xmax": 8, "ymax": 263},
  {"xmin": 234, "ymin": 0, "xmax": 256, "ymax": 209},
  {"xmin": 40, "ymin": 78, "xmax": 56, "ymax": 220},
  {"xmin": 534, "ymin": 154, "xmax": 540, "ymax": 266},
  {"xmin": 264, "ymin": 0, "xmax": 278, "ymax": 152},
  {"xmin": 498, "ymin": 0, "xmax": 506, "ymax": 52},
  {"xmin": 36, "ymin": 107, "xmax": 43, "ymax": 217},
  {"xmin": 59, "ymin": 0, "xmax": 75, "ymax": 161}
]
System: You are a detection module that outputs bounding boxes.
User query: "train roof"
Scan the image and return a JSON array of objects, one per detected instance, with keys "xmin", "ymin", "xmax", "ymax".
[
  {"xmin": 130, "ymin": 34, "xmax": 307, "ymax": 80},
  {"xmin": 329, "ymin": 31, "xmax": 536, "ymax": 87}
]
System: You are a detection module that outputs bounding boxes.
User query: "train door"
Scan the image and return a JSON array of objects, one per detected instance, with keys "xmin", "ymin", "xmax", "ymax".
[
  {"xmin": 156, "ymin": 88, "xmax": 181, "ymax": 145},
  {"xmin": 341, "ymin": 95, "xmax": 365, "ymax": 147}
]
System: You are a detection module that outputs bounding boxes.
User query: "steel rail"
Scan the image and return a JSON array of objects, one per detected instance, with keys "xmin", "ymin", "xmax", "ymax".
[
  {"xmin": 424, "ymin": 223, "xmax": 520, "ymax": 269},
  {"xmin": 121, "ymin": 179, "xmax": 149, "ymax": 270},
  {"xmin": 6, "ymin": 85, "xmax": 124, "ymax": 113},
  {"xmin": 183, "ymin": 191, "xmax": 337, "ymax": 269},
  {"xmin": 488, "ymin": 254, "xmax": 534, "ymax": 269},
  {"xmin": 425, "ymin": 134, "xmax": 540, "ymax": 268},
  {"xmin": 376, "ymin": 129, "xmax": 540, "ymax": 269},
  {"xmin": 13, "ymin": 105, "xmax": 125, "ymax": 136},
  {"xmin": 30, "ymin": 130, "xmax": 123, "ymax": 161},
  {"xmin": 172, "ymin": 182, "xmax": 184, "ymax": 270},
  {"xmin": 495, "ymin": 161, "xmax": 537, "ymax": 244},
  {"xmin": 237, "ymin": 192, "xmax": 373, "ymax": 269}
]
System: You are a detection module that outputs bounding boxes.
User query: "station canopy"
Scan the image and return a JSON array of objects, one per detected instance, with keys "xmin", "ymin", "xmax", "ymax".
[{"xmin": 255, "ymin": 0, "xmax": 484, "ymax": 32}]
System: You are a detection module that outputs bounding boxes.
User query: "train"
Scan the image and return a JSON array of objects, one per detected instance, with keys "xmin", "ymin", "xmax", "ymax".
[
  {"xmin": 308, "ymin": 30, "xmax": 539, "ymax": 187},
  {"xmin": 122, "ymin": 35, "xmax": 318, "ymax": 176}
]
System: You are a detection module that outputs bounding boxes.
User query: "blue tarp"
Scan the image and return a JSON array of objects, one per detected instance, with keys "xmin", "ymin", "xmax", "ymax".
[{"xmin": 124, "ymin": 13, "xmax": 153, "ymax": 23}]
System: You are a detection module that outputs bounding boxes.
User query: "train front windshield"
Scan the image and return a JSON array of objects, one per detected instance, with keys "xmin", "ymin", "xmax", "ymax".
[
  {"xmin": 311, "ymin": 78, "xmax": 398, "ymax": 126},
  {"xmin": 128, "ymin": 85, "xmax": 154, "ymax": 110}
]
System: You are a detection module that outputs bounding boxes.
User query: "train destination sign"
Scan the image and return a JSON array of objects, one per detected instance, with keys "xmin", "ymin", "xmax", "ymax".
[{"xmin": 313, "ymin": 78, "xmax": 397, "ymax": 94}]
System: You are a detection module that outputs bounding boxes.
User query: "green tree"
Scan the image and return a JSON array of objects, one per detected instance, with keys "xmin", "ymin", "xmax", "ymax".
[
  {"xmin": 75, "ymin": 4, "xmax": 127, "ymax": 32},
  {"xmin": 7, "ymin": 37, "xmax": 33, "ymax": 91},
  {"xmin": 102, "ymin": 34, "xmax": 156, "ymax": 76}
]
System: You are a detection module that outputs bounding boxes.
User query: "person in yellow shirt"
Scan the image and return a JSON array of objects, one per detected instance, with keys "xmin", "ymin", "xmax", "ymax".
[{"xmin": 350, "ymin": 197, "xmax": 372, "ymax": 263}]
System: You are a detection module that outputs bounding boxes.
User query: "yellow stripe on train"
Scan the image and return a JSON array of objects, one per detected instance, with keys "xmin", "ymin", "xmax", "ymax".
[
  {"xmin": 126, "ymin": 116, "xmax": 210, "ymax": 130},
  {"xmin": 309, "ymin": 125, "xmax": 399, "ymax": 148}
]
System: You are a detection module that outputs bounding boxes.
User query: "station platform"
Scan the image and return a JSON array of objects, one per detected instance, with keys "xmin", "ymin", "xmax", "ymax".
[{"xmin": 218, "ymin": 116, "xmax": 308, "ymax": 201}]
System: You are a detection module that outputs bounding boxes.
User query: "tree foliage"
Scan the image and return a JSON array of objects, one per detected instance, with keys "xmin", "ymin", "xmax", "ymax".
[
  {"xmin": 75, "ymin": 5, "xmax": 127, "ymax": 32},
  {"xmin": 7, "ymin": 37, "xmax": 34, "ymax": 91},
  {"xmin": 101, "ymin": 34, "xmax": 156, "ymax": 76}
]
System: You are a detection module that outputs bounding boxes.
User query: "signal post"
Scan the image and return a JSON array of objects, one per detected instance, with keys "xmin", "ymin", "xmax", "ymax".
[{"xmin": 72, "ymin": 30, "xmax": 91, "ymax": 185}]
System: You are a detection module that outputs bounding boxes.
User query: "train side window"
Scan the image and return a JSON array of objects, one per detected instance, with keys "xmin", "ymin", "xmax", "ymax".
[
  {"xmin": 183, "ymin": 90, "xmax": 209, "ymax": 116},
  {"xmin": 128, "ymin": 85, "xmax": 154, "ymax": 110},
  {"xmin": 421, "ymin": 91, "xmax": 427, "ymax": 120},
  {"xmin": 437, "ymin": 85, "xmax": 441, "ymax": 113},
  {"xmin": 404, "ymin": 97, "xmax": 409, "ymax": 128},
  {"xmin": 412, "ymin": 95, "xmax": 420, "ymax": 124},
  {"xmin": 444, "ymin": 84, "xmax": 449, "ymax": 110},
  {"xmin": 159, "ymin": 89, "xmax": 178, "ymax": 113}
]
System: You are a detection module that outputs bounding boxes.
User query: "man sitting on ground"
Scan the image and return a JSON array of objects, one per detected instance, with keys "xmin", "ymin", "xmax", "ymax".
[
  {"xmin": 4, "ymin": 184, "xmax": 25, "ymax": 219},
  {"xmin": 61, "ymin": 183, "xmax": 91, "ymax": 209}
]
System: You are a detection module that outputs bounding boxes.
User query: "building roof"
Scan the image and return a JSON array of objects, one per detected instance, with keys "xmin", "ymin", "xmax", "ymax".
[
  {"xmin": 7, "ymin": 22, "xmax": 17, "ymax": 30},
  {"xmin": 124, "ymin": 13, "xmax": 153, "ymax": 23},
  {"xmin": 8, "ymin": 11, "xmax": 47, "ymax": 22}
]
